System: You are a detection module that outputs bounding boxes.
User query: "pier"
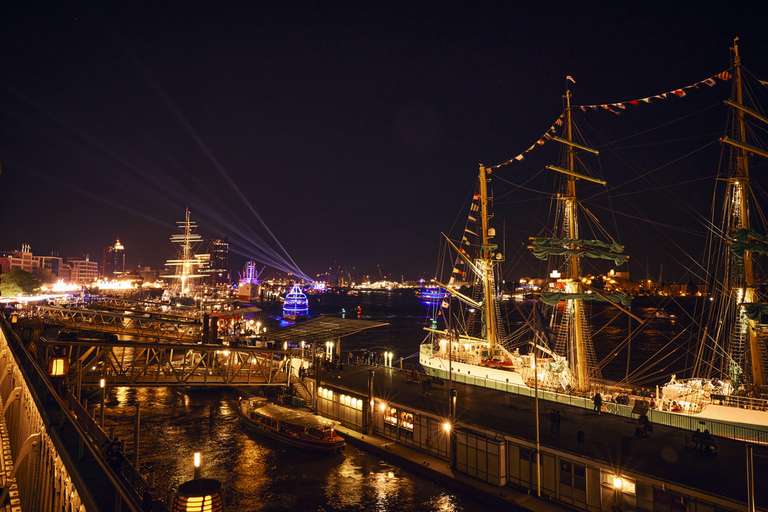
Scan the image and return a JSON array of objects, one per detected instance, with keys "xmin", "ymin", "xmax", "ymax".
[{"xmin": 304, "ymin": 362, "xmax": 768, "ymax": 511}]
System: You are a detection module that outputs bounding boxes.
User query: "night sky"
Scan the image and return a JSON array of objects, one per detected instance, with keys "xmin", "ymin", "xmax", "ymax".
[{"xmin": 1, "ymin": 2, "xmax": 767, "ymax": 284}]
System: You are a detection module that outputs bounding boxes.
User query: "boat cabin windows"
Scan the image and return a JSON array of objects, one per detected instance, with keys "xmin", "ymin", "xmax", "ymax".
[
  {"xmin": 384, "ymin": 407, "xmax": 398, "ymax": 427},
  {"xmin": 260, "ymin": 417, "xmax": 278, "ymax": 429},
  {"xmin": 400, "ymin": 411, "xmax": 413, "ymax": 431}
]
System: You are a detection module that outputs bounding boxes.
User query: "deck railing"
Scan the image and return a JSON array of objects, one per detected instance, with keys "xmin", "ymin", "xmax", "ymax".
[{"xmin": 418, "ymin": 346, "xmax": 768, "ymax": 444}]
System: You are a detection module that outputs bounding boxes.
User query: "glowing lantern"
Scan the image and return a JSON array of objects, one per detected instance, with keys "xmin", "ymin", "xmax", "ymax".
[
  {"xmin": 171, "ymin": 478, "xmax": 224, "ymax": 512},
  {"xmin": 48, "ymin": 357, "xmax": 69, "ymax": 377}
]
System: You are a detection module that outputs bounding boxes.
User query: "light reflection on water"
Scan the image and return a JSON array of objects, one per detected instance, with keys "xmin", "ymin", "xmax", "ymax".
[{"xmin": 106, "ymin": 387, "xmax": 483, "ymax": 511}]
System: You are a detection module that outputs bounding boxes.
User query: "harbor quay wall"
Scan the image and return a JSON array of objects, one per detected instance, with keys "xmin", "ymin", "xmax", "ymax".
[{"xmin": 312, "ymin": 372, "xmax": 754, "ymax": 512}]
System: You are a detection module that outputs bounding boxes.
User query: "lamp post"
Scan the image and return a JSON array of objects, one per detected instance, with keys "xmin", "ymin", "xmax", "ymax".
[
  {"xmin": 99, "ymin": 378, "xmax": 106, "ymax": 428},
  {"xmin": 194, "ymin": 452, "xmax": 201, "ymax": 480},
  {"xmin": 449, "ymin": 388, "xmax": 457, "ymax": 469}
]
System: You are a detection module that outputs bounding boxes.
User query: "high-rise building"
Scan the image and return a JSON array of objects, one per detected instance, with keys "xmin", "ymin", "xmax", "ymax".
[
  {"xmin": 103, "ymin": 240, "xmax": 126, "ymax": 279},
  {"xmin": 202, "ymin": 236, "xmax": 229, "ymax": 283}
]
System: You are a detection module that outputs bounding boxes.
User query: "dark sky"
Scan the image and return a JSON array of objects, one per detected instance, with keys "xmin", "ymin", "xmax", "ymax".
[{"xmin": 1, "ymin": 2, "xmax": 767, "ymax": 283}]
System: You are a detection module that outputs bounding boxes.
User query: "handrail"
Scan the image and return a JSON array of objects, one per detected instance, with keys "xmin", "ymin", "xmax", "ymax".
[{"xmin": 0, "ymin": 316, "xmax": 145, "ymax": 511}]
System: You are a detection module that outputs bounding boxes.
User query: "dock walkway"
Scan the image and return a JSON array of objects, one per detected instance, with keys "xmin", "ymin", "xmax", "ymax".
[{"xmin": 319, "ymin": 363, "xmax": 768, "ymax": 508}]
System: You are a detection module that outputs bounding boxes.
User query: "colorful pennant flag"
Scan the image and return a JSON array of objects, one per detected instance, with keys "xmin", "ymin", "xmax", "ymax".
[
  {"xmin": 488, "ymin": 69, "xmax": 732, "ymax": 173},
  {"xmin": 575, "ymin": 69, "xmax": 731, "ymax": 113}
]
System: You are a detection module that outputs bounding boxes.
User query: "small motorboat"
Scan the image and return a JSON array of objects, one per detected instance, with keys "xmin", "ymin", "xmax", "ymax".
[{"xmin": 655, "ymin": 309, "xmax": 677, "ymax": 320}]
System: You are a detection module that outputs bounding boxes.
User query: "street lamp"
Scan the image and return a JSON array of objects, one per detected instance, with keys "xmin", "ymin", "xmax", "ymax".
[
  {"xmin": 99, "ymin": 378, "xmax": 106, "ymax": 427},
  {"xmin": 194, "ymin": 452, "xmax": 201, "ymax": 479}
]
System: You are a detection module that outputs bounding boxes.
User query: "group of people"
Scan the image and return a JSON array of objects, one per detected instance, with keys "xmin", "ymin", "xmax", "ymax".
[
  {"xmin": 634, "ymin": 414, "xmax": 653, "ymax": 437},
  {"xmin": 690, "ymin": 429, "xmax": 717, "ymax": 451},
  {"xmin": 101, "ymin": 437, "xmax": 124, "ymax": 469}
]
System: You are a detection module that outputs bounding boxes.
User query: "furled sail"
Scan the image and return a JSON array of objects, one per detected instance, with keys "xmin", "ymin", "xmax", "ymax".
[
  {"xmin": 731, "ymin": 228, "xmax": 768, "ymax": 259},
  {"xmin": 539, "ymin": 291, "xmax": 631, "ymax": 307},
  {"xmin": 530, "ymin": 237, "xmax": 629, "ymax": 266}
]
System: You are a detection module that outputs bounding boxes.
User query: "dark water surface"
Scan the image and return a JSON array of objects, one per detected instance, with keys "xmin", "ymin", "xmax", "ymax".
[{"xmin": 108, "ymin": 387, "xmax": 481, "ymax": 512}]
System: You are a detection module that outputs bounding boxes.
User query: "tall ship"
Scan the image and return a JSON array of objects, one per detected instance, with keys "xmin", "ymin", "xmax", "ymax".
[
  {"xmin": 161, "ymin": 208, "xmax": 206, "ymax": 295},
  {"xmin": 419, "ymin": 87, "xmax": 628, "ymax": 395},
  {"xmin": 420, "ymin": 41, "xmax": 768, "ymax": 436},
  {"xmin": 659, "ymin": 40, "xmax": 768, "ymax": 431},
  {"xmin": 238, "ymin": 261, "xmax": 262, "ymax": 302}
]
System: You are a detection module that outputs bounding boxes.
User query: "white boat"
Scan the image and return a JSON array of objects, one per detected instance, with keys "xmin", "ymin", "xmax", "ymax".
[
  {"xmin": 659, "ymin": 41, "xmax": 768, "ymax": 433},
  {"xmin": 238, "ymin": 261, "xmax": 262, "ymax": 302},
  {"xmin": 654, "ymin": 309, "xmax": 677, "ymax": 320}
]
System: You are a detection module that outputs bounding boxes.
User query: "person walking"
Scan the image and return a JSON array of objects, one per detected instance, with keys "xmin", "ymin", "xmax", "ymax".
[
  {"xmin": 593, "ymin": 392, "xmax": 603, "ymax": 414},
  {"xmin": 550, "ymin": 410, "xmax": 561, "ymax": 434}
]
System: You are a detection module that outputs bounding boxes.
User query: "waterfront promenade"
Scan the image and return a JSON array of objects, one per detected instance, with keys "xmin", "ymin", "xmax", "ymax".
[{"xmin": 318, "ymin": 362, "xmax": 768, "ymax": 509}]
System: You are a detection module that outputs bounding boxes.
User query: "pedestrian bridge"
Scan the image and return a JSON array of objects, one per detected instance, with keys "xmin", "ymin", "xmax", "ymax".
[{"xmin": 35, "ymin": 337, "xmax": 297, "ymax": 387}]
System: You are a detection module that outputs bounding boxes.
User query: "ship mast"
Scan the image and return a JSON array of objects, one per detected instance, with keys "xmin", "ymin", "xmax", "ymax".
[
  {"xmin": 563, "ymin": 91, "xmax": 589, "ymax": 390},
  {"xmin": 163, "ymin": 207, "xmax": 205, "ymax": 295},
  {"xmin": 725, "ymin": 39, "xmax": 764, "ymax": 390},
  {"xmin": 478, "ymin": 165, "xmax": 501, "ymax": 356}
]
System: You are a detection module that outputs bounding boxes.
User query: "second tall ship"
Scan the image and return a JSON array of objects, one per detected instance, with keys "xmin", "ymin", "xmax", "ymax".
[{"xmin": 420, "ymin": 41, "xmax": 768, "ymax": 438}]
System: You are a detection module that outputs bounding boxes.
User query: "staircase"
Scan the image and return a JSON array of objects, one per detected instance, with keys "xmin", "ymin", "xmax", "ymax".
[{"xmin": 292, "ymin": 381, "xmax": 314, "ymax": 409}]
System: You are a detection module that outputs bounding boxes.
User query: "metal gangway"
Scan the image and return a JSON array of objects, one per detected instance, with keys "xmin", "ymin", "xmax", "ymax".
[
  {"xmin": 34, "ymin": 305, "xmax": 205, "ymax": 343},
  {"xmin": 37, "ymin": 337, "xmax": 298, "ymax": 388}
]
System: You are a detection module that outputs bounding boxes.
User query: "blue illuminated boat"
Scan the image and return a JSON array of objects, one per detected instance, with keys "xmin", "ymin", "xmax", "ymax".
[
  {"xmin": 282, "ymin": 283, "xmax": 309, "ymax": 321},
  {"xmin": 415, "ymin": 287, "xmax": 449, "ymax": 302}
]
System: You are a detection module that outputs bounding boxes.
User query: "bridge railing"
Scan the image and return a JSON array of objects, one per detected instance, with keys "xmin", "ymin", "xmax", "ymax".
[{"xmin": 1, "ymin": 315, "xmax": 149, "ymax": 511}]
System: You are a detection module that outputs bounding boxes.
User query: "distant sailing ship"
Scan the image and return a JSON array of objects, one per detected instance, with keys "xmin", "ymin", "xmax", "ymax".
[
  {"xmin": 161, "ymin": 208, "xmax": 206, "ymax": 295},
  {"xmin": 238, "ymin": 261, "xmax": 262, "ymax": 302},
  {"xmin": 283, "ymin": 283, "xmax": 309, "ymax": 321}
]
